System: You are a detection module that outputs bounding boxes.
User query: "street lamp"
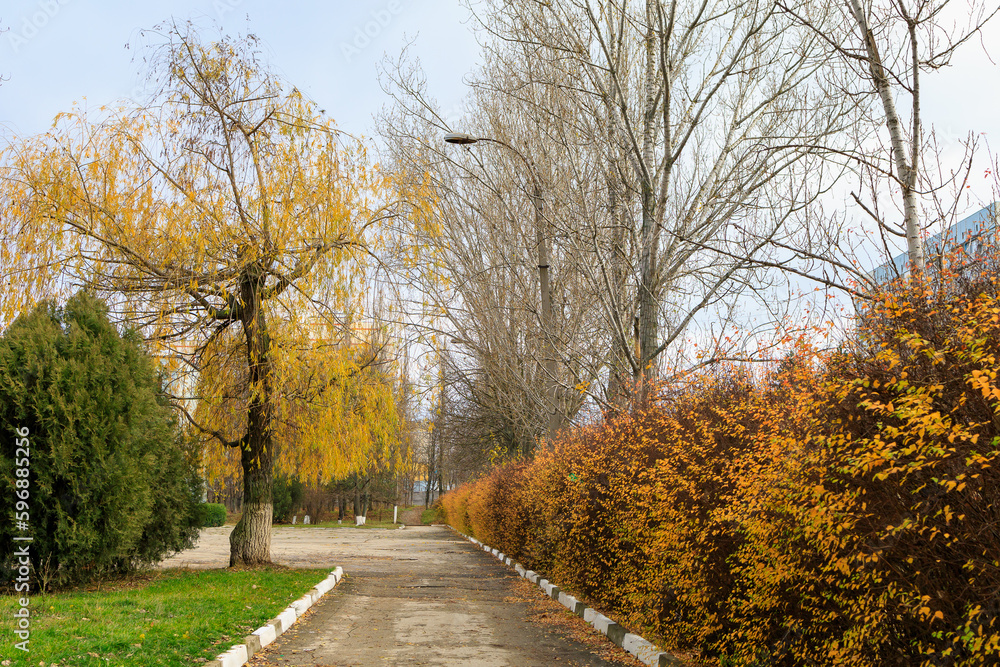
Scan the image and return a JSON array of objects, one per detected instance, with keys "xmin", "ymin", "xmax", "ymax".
[
  {"xmin": 444, "ymin": 131, "xmax": 560, "ymax": 446},
  {"xmin": 443, "ymin": 132, "xmax": 477, "ymax": 145}
]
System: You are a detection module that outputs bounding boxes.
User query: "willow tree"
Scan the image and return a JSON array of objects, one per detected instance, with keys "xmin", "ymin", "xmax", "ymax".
[
  {"xmin": 196, "ymin": 320, "xmax": 406, "ymax": 506},
  {"xmin": 0, "ymin": 26, "xmax": 393, "ymax": 565}
]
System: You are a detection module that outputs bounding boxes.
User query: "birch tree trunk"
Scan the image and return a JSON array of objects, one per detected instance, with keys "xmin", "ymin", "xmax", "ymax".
[{"xmin": 845, "ymin": 0, "xmax": 924, "ymax": 273}]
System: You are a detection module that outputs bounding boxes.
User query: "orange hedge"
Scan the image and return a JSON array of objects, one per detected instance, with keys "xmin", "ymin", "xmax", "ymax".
[{"xmin": 442, "ymin": 276, "xmax": 1000, "ymax": 666}]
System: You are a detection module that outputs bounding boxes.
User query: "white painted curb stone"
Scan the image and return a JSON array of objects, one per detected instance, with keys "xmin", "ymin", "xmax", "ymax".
[
  {"xmin": 290, "ymin": 594, "xmax": 313, "ymax": 616},
  {"xmin": 205, "ymin": 568, "xmax": 345, "ymax": 667},
  {"xmin": 452, "ymin": 528, "xmax": 683, "ymax": 667},
  {"xmin": 276, "ymin": 607, "xmax": 297, "ymax": 631},
  {"xmin": 558, "ymin": 591, "xmax": 582, "ymax": 614},
  {"xmin": 624, "ymin": 633, "xmax": 665, "ymax": 666},
  {"xmin": 591, "ymin": 612, "xmax": 614, "ymax": 635},
  {"xmin": 218, "ymin": 644, "xmax": 248, "ymax": 667},
  {"xmin": 252, "ymin": 623, "xmax": 277, "ymax": 648}
]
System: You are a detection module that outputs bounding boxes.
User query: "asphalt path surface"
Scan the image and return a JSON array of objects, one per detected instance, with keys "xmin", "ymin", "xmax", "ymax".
[
  {"xmin": 162, "ymin": 523, "xmax": 639, "ymax": 666},
  {"xmin": 249, "ymin": 525, "xmax": 631, "ymax": 666}
]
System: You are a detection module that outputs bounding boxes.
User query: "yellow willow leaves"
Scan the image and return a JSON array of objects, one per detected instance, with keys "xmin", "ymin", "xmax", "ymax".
[
  {"xmin": 0, "ymin": 91, "xmax": 370, "ymax": 331},
  {"xmin": 383, "ymin": 165, "xmax": 445, "ymax": 276},
  {"xmin": 0, "ymin": 30, "xmax": 419, "ymax": 496},
  {"xmin": 197, "ymin": 321, "xmax": 405, "ymax": 486}
]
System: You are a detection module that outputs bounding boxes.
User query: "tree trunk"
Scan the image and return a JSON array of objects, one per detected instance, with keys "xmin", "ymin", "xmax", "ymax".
[
  {"xmin": 229, "ymin": 260, "xmax": 274, "ymax": 567},
  {"xmin": 229, "ymin": 444, "xmax": 272, "ymax": 566},
  {"xmin": 637, "ymin": 0, "xmax": 660, "ymax": 383},
  {"xmin": 846, "ymin": 0, "xmax": 923, "ymax": 273},
  {"xmin": 425, "ymin": 433, "xmax": 435, "ymax": 508},
  {"xmin": 606, "ymin": 157, "xmax": 631, "ymax": 406},
  {"xmin": 602, "ymin": 29, "xmax": 632, "ymax": 408}
]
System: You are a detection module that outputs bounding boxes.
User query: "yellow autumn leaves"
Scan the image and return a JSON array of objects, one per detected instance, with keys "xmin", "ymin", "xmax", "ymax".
[
  {"xmin": 0, "ymin": 27, "xmax": 412, "ymax": 505},
  {"xmin": 442, "ymin": 274, "xmax": 1000, "ymax": 666}
]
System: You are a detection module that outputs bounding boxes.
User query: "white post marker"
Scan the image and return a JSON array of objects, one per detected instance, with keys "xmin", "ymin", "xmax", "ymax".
[{"xmin": 393, "ymin": 505, "xmax": 398, "ymax": 524}]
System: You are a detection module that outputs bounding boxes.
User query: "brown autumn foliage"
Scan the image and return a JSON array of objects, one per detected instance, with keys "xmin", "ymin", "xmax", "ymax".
[{"xmin": 442, "ymin": 257, "xmax": 1000, "ymax": 666}]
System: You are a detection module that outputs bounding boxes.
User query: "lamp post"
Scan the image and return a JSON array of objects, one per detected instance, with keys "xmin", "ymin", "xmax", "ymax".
[{"xmin": 444, "ymin": 132, "xmax": 560, "ymax": 445}]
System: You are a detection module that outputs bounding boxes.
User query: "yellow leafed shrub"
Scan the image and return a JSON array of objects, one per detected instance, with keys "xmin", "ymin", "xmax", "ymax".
[{"xmin": 442, "ymin": 271, "xmax": 1000, "ymax": 666}]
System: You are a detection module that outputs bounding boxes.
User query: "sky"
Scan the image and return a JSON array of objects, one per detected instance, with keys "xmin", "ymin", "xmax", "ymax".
[
  {"xmin": 1, "ymin": 0, "xmax": 998, "ymax": 397},
  {"xmin": 1, "ymin": 0, "xmax": 999, "ymax": 245},
  {"xmin": 1, "ymin": 1, "xmax": 998, "ymax": 200},
  {"xmin": 0, "ymin": 1, "xmax": 482, "ymax": 140}
]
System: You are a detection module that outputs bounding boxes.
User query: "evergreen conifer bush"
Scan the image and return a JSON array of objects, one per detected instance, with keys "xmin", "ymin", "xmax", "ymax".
[
  {"xmin": 0, "ymin": 292, "xmax": 200, "ymax": 590},
  {"xmin": 197, "ymin": 503, "xmax": 228, "ymax": 527},
  {"xmin": 272, "ymin": 474, "xmax": 305, "ymax": 523}
]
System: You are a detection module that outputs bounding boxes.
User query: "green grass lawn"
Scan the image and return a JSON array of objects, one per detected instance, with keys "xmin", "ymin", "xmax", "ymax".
[
  {"xmin": 421, "ymin": 507, "xmax": 443, "ymax": 524},
  {"xmin": 0, "ymin": 567, "xmax": 331, "ymax": 666}
]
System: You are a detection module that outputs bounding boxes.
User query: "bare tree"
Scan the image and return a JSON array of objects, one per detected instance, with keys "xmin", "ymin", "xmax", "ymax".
[
  {"xmin": 779, "ymin": 0, "xmax": 997, "ymax": 278},
  {"xmin": 380, "ymin": 0, "xmax": 843, "ymax": 454},
  {"xmin": 381, "ymin": 45, "xmax": 615, "ymax": 452}
]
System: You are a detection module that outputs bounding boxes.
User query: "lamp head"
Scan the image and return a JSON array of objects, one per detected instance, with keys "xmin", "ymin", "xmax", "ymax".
[{"xmin": 444, "ymin": 132, "xmax": 478, "ymax": 145}]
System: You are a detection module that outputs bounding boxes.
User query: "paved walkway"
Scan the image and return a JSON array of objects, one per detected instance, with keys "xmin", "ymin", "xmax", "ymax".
[
  {"xmin": 217, "ymin": 525, "xmax": 637, "ymax": 667},
  {"xmin": 158, "ymin": 511, "xmax": 427, "ymax": 570},
  {"xmin": 158, "ymin": 524, "xmax": 403, "ymax": 570}
]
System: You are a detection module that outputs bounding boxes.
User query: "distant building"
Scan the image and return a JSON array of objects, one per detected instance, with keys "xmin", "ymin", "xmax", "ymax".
[
  {"xmin": 870, "ymin": 203, "xmax": 999, "ymax": 284},
  {"xmin": 409, "ymin": 479, "xmax": 453, "ymax": 506}
]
